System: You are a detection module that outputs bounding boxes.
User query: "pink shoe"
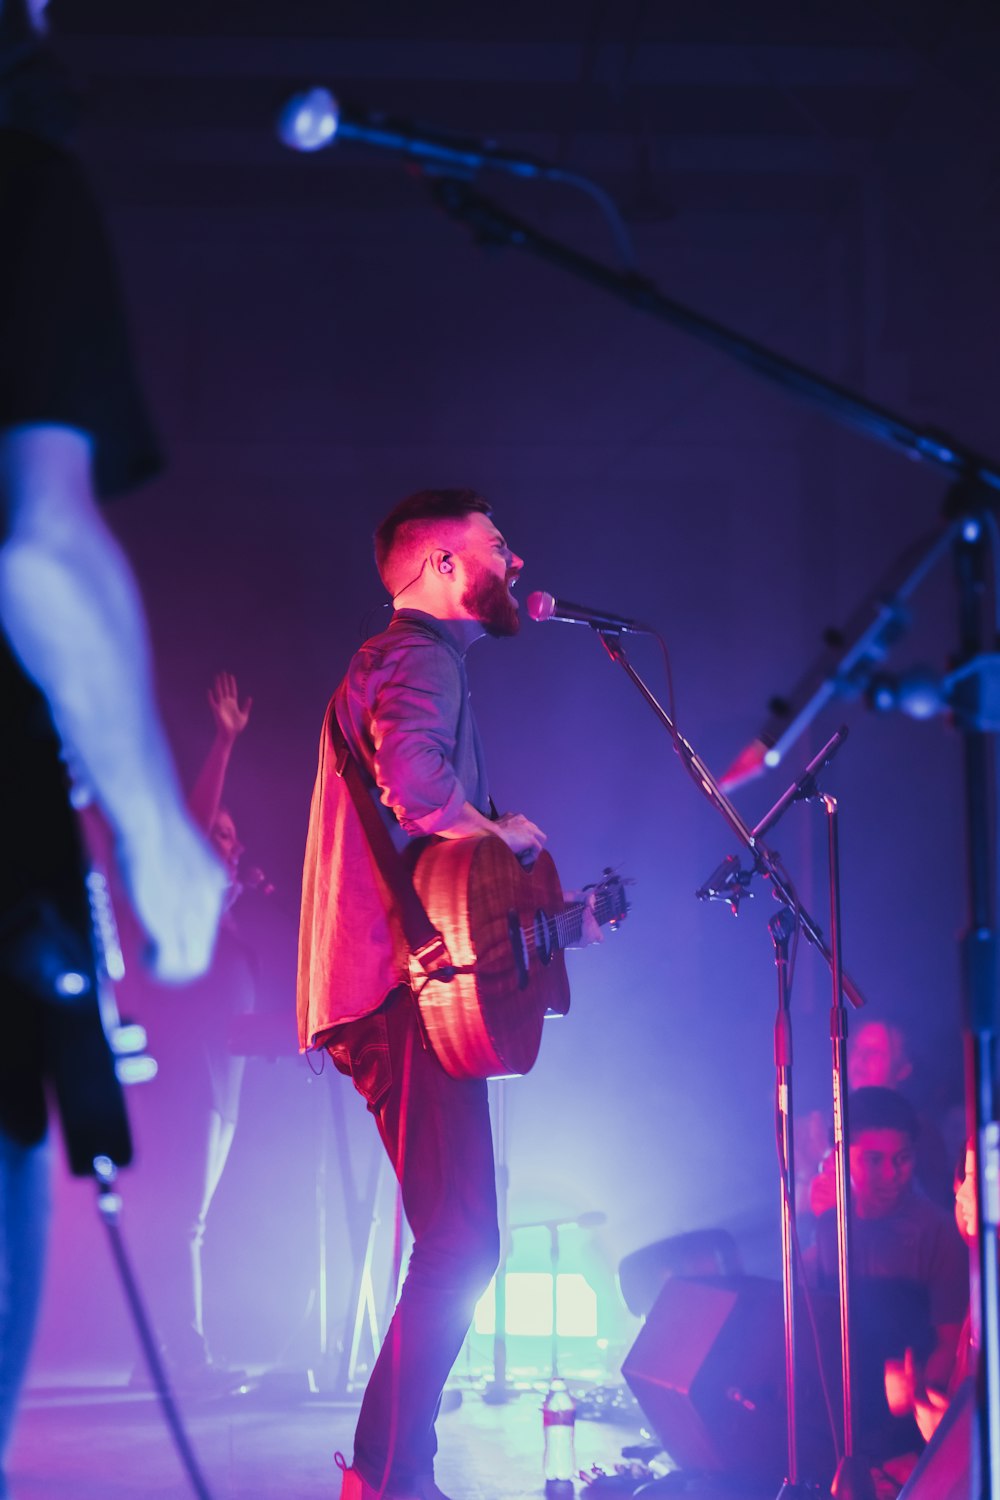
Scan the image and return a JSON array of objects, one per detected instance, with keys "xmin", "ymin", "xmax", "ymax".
[{"xmin": 334, "ymin": 1452, "xmax": 423, "ymax": 1500}]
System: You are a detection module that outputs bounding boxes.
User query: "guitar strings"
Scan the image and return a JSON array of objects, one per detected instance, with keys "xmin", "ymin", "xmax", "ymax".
[{"xmin": 518, "ymin": 887, "xmax": 619, "ymax": 956}]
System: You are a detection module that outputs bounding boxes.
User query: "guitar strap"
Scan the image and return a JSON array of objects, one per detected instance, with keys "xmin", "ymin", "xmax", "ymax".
[{"xmin": 329, "ymin": 704, "xmax": 456, "ymax": 981}]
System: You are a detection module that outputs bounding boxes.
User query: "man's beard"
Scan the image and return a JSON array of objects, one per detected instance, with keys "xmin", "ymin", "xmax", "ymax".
[{"xmin": 462, "ymin": 563, "xmax": 521, "ymax": 638}]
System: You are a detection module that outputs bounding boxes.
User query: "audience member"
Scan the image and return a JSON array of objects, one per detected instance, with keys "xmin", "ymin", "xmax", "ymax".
[
  {"xmin": 804, "ymin": 1021, "xmax": 954, "ymax": 1217},
  {"xmin": 811, "ymin": 1088, "xmax": 967, "ymax": 1474},
  {"xmin": 180, "ymin": 672, "xmax": 258, "ymax": 1376},
  {"xmin": 127, "ymin": 672, "xmax": 261, "ymax": 1385},
  {"xmin": 884, "ymin": 1139, "xmax": 978, "ymax": 1444}
]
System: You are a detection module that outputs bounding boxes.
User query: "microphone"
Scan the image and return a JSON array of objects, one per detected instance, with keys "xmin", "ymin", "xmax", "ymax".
[
  {"xmin": 277, "ymin": 88, "xmax": 550, "ymax": 177},
  {"xmin": 526, "ymin": 591, "xmax": 653, "ymax": 634}
]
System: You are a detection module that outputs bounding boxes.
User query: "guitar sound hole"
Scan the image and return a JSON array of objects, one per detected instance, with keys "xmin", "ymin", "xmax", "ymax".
[
  {"xmin": 508, "ymin": 910, "xmax": 530, "ymax": 990},
  {"xmin": 534, "ymin": 910, "xmax": 553, "ymax": 965}
]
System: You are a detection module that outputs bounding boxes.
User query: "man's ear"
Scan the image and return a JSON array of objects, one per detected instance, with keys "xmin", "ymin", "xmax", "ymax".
[{"xmin": 434, "ymin": 551, "xmax": 454, "ymax": 575}]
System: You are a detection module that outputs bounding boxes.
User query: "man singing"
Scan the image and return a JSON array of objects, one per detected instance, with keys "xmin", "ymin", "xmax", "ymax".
[{"xmin": 298, "ymin": 489, "xmax": 574, "ymax": 1500}]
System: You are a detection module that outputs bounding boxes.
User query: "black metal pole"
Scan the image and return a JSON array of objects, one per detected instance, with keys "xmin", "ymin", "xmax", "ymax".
[
  {"xmin": 822, "ymin": 797, "xmax": 873, "ymax": 1500},
  {"xmin": 952, "ymin": 519, "xmax": 1000, "ymax": 1500},
  {"xmin": 595, "ymin": 631, "xmax": 868, "ymax": 1008},
  {"xmin": 769, "ymin": 905, "xmax": 814, "ymax": 1499},
  {"xmin": 430, "ymin": 179, "xmax": 1000, "ymax": 495},
  {"xmin": 483, "ymin": 1079, "xmax": 514, "ymax": 1402}
]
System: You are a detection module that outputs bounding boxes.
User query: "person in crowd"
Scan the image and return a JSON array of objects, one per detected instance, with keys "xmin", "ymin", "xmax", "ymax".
[
  {"xmin": 811, "ymin": 1087, "xmax": 968, "ymax": 1479},
  {"xmin": 804, "ymin": 1019, "xmax": 955, "ymax": 1217},
  {"xmin": 181, "ymin": 671, "xmax": 258, "ymax": 1375},
  {"xmin": 884, "ymin": 1138, "xmax": 979, "ymax": 1444}
]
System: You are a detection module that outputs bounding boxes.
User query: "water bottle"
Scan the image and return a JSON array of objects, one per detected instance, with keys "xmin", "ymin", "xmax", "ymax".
[{"xmin": 542, "ymin": 1377, "xmax": 576, "ymax": 1496}]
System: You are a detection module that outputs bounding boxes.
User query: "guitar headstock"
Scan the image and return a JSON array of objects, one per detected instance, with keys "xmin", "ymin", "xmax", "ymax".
[{"xmin": 590, "ymin": 867, "xmax": 631, "ymax": 930}]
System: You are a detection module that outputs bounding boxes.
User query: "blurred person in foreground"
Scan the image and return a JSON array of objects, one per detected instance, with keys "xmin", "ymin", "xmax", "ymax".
[{"xmin": 0, "ymin": 2, "xmax": 224, "ymax": 1493}]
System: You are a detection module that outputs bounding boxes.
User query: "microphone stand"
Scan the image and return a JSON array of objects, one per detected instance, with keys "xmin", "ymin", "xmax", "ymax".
[
  {"xmin": 768, "ymin": 903, "xmax": 810, "ymax": 1500},
  {"xmin": 593, "ymin": 628, "xmax": 867, "ymax": 1496},
  {"xmin": 724, "ymin": 732, "xmax": 869, "ymax": 1500},
  {"xmin": 594, "ymin": 631, "xmax": 867, "ymax": 1010},
  {"xmin": 429, "ymin": 178, "xmax": 1000, "ymax": 494},
  {"xmin": 421, "ymin": 169, "xmax": 1000, "ymax": 1495},
  {"xmin": 754, "ymin": 749, "xmax": 872, "ymax": 1497},
  {"xmin": 483, "ymin": 1078, "xmax": 515, "ymax": 1404},
  {"xmin": 818, "ymin": 793, "xmax": 870, "ymax": 1500},
  {"xmin": 508, "ymin": 1212, "xmax": 609, "ymax": 1386}
]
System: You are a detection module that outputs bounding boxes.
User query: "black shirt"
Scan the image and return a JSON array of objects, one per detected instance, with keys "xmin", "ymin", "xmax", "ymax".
[{"xmin": 0, "ymin": 126, "xmax": 160, "ymax": 494}]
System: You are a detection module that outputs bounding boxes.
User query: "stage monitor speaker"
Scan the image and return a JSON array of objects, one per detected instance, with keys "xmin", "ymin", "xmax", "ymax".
[
  {"xmin": 618, "ymin": 1229, "xmax": 742, "ymax": 1319},
  {"xmin": 622, "ymin": 1274, "xmax": 838, "ymax": 1485},
  {"xmin": 897, "ymin": 1376, "xmax": 975, "ymax": 1500}
]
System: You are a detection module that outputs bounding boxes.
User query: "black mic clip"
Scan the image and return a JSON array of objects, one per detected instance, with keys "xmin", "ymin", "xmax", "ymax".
[
  {"xmin": 695, "ymin": 854, "xmax": 753, "ymax": 916},
  {"xmin": 791, "ymin": 772, "xmax": 822, "ymax": 805}
]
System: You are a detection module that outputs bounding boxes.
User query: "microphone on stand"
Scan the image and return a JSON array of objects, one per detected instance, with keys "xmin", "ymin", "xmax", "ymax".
[
  {"xmin": 511, "ymin": 1210, "xmax": 608, "ymax": 1231},
  {"xmin": 526, "ymin": 591, "xmax": 654, "ymax": 635},
  {"xmin": 277, "ymin": 88, "xmax": 550, "ymax": 177}
]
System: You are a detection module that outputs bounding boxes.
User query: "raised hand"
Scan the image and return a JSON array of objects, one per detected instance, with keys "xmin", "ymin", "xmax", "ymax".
[{"xmin": 208, "ymin": 671, "xmax": 252, "ymax": 742}]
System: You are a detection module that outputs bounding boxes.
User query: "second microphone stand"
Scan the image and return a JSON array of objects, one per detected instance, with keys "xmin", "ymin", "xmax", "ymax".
[{"xmin": 593, "ymin": 627, "xmax": 869, "ymax": 1498}]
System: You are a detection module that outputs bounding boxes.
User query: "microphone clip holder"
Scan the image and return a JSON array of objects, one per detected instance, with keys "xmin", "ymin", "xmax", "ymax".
[{"xmin": 695, "ymin": 853, "xmax": 754, "ymax": 915}]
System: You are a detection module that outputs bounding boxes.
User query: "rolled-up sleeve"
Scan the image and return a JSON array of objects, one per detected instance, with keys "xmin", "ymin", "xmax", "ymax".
[{"xmin": 367, "ymin": 639, "xmax": 468, "ymax": 835}]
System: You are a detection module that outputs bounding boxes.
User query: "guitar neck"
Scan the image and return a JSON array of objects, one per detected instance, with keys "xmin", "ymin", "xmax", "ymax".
[{"xmin": 548, "ymin": 886, "xmax": 620, "ymax": 952}]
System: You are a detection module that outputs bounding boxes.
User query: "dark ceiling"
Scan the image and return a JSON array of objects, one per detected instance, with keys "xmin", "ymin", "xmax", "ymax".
[{"xmin": 50, "ymin": 0, "xmax": 1000, "ymax": 161}]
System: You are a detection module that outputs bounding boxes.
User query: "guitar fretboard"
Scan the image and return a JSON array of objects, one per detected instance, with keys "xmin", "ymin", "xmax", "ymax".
[{"xmin": 531, "ymin": 882, "xmax": 625, "ymax": 956}]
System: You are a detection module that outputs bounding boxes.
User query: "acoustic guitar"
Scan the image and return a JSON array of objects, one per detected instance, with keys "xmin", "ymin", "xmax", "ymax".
[{"xmin": 408, "ymin": 836, "xmax": 628, "ymax": 1080}]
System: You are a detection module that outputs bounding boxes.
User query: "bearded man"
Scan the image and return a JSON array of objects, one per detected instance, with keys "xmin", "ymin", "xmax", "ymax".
[{"xmin": 298, "ymin": 489, "xmax": 564, "ymax": 1500}]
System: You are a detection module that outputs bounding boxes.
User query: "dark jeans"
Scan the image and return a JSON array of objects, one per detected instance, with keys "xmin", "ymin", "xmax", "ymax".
[
  {"xmin": 0, "ymin": 1131, "xmax": 50, "ymax": 1495},
  {"xmin": 328, "ymin": 988, "xmax": 499, "ymax": 1491}
]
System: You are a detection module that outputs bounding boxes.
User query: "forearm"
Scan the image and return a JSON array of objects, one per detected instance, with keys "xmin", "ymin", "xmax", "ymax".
[
  {"xmin": 434, "ymin": 801, "xmax": 498, "ymax": 839},
  {"xmin": 435, "ymin": 802, "xmax": 546, "ymax": 861},
  {"xmin": 0, "ymin": 434, "xmax": 185, "ymax": 850},
  {"xmin": 189, "ymin": 734, "xmax": 235, "ymax": 833}
]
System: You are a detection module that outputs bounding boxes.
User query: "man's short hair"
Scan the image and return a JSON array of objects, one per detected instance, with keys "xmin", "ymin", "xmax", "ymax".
[
  {"xmin": 374, "ymin": 488, "xmax": 491, "ymax": 591},
  {"xmin": 849, "ymin": 1086, "xmax": 919, "ymax": 1141}
]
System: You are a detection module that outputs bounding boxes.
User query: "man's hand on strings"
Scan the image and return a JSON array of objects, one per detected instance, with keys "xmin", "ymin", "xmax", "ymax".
[{"xmin": 564, "ymin": 887, "xmax": 603, "ymax": 947}]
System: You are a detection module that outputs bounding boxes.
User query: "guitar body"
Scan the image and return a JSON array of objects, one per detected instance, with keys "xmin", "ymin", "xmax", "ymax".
[{"xmin": 410, "ymin": 838, "xmax": 571, "ymax": 1080}]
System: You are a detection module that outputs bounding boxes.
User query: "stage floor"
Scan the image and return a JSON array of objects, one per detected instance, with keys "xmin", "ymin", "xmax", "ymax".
[{"xmin": 9, "ymin": 1375, "xmax": 650, "ymax": 1499}]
